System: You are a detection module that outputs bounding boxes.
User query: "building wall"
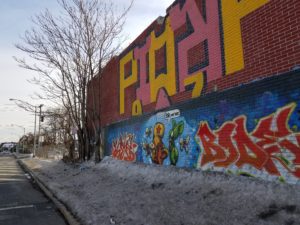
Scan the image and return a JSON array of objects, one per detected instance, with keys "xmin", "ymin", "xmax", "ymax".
[
  {"xmin": 97, "ymin": 0, "xmax": 300, "ymax": 126},
  {"xmin": 88, "ymin": 0, "xmax": 300, "ymax": 183},
  {"xmin": 105, "ymin": 71, "xmax": 300, "ymax": 184}
]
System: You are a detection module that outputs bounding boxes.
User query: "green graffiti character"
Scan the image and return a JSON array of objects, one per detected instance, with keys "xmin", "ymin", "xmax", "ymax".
[{"xmin": 169, "ymin": 119, "xmax": 184, "ymax": 166}]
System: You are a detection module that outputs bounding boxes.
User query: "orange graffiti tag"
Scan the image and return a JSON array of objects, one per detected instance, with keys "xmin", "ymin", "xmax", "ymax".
[{"xmin": 112, "ymin": 134, "xmax": 138, "ymax": 162}]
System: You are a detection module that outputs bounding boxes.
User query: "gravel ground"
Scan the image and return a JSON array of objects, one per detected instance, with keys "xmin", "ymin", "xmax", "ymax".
[{"xmin": 21, "ymin": 156, "xmax": 300, "ymax": 225}]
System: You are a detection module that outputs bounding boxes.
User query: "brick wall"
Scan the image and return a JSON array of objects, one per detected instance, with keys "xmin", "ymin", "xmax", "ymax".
[{"xmin": 90, "ymin": 0, "xmax": 299, "ymax": 127}]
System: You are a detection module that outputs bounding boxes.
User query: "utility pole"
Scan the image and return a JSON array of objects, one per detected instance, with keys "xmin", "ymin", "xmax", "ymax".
[
  {"xmin": 33, "ymin": 106, "xmax": 37, "ymax": 157},
  {"xmin": 21, "ymin": 127, "xmax": 25, "ymax": 153},
  {"xmin": 37, "ymin": 104, "xmax": 44, "ymax": 153}
]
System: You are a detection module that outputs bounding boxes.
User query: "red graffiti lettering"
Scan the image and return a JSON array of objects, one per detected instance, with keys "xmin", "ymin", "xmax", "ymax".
[
  {"xmin": 112, "ymin": 134, "xmax": 138, "ymax": 162},
  {"xmin": 215, "ymin": 122, "xmax": 239, "ymax": 167},
  {"xmin": 233, "ymin": 116, "xmax": 268, "ymax": 170},
  {"xmin": 196, "ymin": 103, "xmax": 300, "ymax": 178},
  {"xmin": 197, "ymin": 122, "xmax": 227, "ymax": 167},
  {"xmin": 252, "ymin": 104, "xmax": 300, "ymax": 177}
]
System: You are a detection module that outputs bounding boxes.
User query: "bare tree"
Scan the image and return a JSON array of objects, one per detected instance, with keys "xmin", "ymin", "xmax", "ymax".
[
  {"xmin": 43, "ymin": 107, "xmax": 76, "ymax": 159},
  {"xmin": 15, "ymin": 0, "xmax": 133, "ymax": 161}
]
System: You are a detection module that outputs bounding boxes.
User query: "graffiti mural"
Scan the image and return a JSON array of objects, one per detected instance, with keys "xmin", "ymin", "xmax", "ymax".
[
  {"xmin": 141, "ymin": 120, "xmax": 186, "ymax": 166},
  {"xmin": 142, "ymin": 123, "xmax": 169, "ymax": 165},
  {"xmin": 196, "ymin": 103, "xmax": 300, "ymax": 179},
  {"xmin": 119, "ymin": 0, "xmax": 270, "ymax": 115},
  {"xmin": 106, "ymin": 72, "xmax": 300, "ymax": 184},
  {"xmin": 111, "ymin": 133, "xmax": 138, "ymax": 162}
]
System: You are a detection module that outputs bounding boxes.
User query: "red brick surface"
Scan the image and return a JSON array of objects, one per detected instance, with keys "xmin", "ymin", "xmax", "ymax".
[{"xmin": 88, "ymin": 0, "xmax": 300, "ymax": 128}]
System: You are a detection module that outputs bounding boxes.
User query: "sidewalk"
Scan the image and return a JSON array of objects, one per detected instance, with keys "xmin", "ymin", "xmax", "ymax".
[{"xmin": 17, "ymin": 155, "xmax": 300, "ymax": 225}]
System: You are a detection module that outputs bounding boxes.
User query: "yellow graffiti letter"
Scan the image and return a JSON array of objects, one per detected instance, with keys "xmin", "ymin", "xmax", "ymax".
[
  {"xmin": 132, "ymin": 100, "xmax": 142, "ymax": 116},
  {"xmin": 149, "ymin": 18, "xmax": 176, "ymax": 103},
  {"xmin": 184, "ymin": 72, "xmax": 204, "ymax": 98},
  {"xmin": 222, "ymin": 0, "xmax": 269, "ymax": 75}
]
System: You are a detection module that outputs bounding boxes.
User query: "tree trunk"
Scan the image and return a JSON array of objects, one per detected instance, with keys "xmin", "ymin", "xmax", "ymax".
[
  {"xmin": 77, "ymin": 129, "xmax": 86, "ymax": 161},
  {"xmin": 84, "ymin": 126, "xmax": 90, "ymax": 160},
  {"xmin": 94, "ymin": 127, "xmax": 101, "ymax": 162}
]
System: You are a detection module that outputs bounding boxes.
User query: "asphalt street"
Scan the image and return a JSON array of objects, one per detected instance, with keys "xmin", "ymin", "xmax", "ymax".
[{"xmin": 0, "ymin": 154, "xmax": 67, "ymax": 225}]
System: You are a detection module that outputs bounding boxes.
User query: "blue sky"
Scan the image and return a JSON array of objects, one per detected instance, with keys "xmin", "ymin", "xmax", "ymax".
[
  {"xmin": 0, "ymin": 0, "xmax": 58, "ymax": 44},
  {"xmin": 0, "ymin": 0, "xmax": 174, "ymax": 142}
]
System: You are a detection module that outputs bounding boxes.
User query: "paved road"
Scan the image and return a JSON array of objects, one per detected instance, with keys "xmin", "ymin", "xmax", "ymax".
[{"xmin": 0, "ymin": 154, "xmax": 67, "ymax": 225}]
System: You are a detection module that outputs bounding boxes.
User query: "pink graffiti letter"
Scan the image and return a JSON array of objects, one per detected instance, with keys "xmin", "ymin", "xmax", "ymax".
[
  {"xmin": 135, "ymin": 37, "xmax": 152, "ymax": 105},
  {"xmin": 169, "ymin": 0, "xmax": 222, "ymax": 89}
]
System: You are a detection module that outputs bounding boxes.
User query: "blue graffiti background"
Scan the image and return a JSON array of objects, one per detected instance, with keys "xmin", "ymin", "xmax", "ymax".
[{"xmin": 105, "ymin": 71, "xmax": 300, "ymax": 169}]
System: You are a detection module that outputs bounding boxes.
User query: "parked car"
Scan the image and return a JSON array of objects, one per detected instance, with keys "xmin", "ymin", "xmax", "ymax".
[{"xmin": 0, "ymin": 142, "xmax": 17, "ymax": 153}]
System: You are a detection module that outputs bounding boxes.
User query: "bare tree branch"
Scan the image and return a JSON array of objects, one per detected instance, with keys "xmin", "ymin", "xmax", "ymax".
[{"xmin": 15, "ymin": 0, "xmax": 133, "ymax": 160}]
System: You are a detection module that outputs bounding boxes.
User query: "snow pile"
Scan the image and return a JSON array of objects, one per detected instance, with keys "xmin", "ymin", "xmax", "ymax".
[{"xmin": 21, "ymin": 157, "xmax": 300, "ymax": 225}]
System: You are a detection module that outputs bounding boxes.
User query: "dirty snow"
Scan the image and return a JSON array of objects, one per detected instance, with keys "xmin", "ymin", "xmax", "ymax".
[{"xmin": 20, "ymin": 156, "xmax": 300, "ymax": 225}]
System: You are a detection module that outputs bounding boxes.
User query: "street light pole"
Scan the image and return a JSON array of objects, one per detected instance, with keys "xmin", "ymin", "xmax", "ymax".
[
  {"xmin": 11, "ymin": 124, "xmax": 26, "ymax": 153},
  {"xmin": 9, "ymin": 98, "xmax": 45, "ymax": 157}
]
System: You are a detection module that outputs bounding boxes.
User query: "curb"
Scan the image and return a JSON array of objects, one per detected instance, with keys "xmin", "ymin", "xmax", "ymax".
[{"xmin": 17, "ymin": 159, "xmax": 81, "ymax": 225}]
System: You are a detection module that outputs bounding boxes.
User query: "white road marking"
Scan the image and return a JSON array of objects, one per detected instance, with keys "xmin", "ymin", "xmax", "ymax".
[
  {"xmin": 0, "ymin": 174, "xmax": 25, "ymax": 176},
  {"xmin": 0, "ymin": 205, "xmax": 35, "ymax": 212},
  {"xmin": 0, "ymin": 178, "xmax": 27, "ymax": 182}
]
